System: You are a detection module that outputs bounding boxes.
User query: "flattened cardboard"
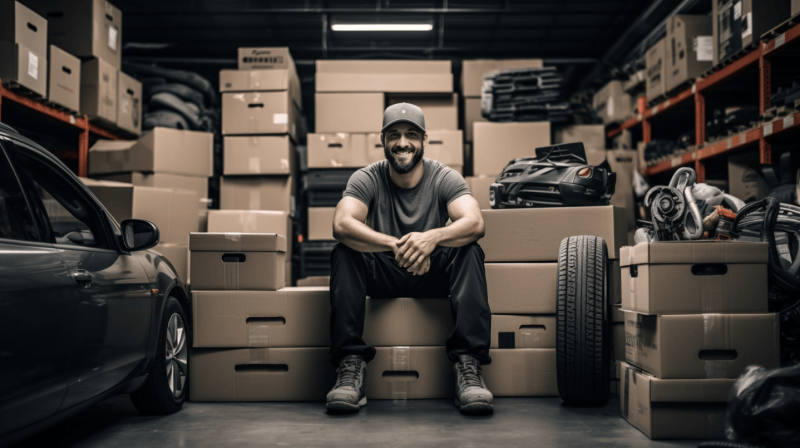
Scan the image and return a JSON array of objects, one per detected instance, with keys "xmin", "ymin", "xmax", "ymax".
[
  {"xmin": 466, "ymin": 175, "xmax": 496, "ymax": 210},
  {"xmin": 296, "ymin": 276, "xmax": 330, "ymax": 287},
  {"xmin": 482, "ymin": 349, "xmax": 558, "ymax": 397},
  {"xmin": 189, "ymin": 233, "xmax": 287, "ymax": 291},
  {"xmin": 221, "ymin": 91, "xmax": 300, "ymax": 140},
  {"xmin": 0, "ymin": 42, "xmax": 47, "ymax": 97},
  {"xmin": 592, "ymin": 81, "xmax": 633, "ymax": 124},
  {"xmin": 387, "ymin": 94, "xmax": 458, "ymax": 131},
  {"xmin": 553, "ymin": 125, "xmax": 605, "ymax": 150},
  {"xmin": 219, "ymin": 176, "xmax": 295, "ymax": 215},
  {"xmin": 219, "ymin": 69, "xmax": 301, "ymax": 109},
  {"xmin": 364, "ymin": 298, "xmax": 453, "ymax": 347},
  {"xmin": 192, "ymin": 288, "xmax": 331, "ymax": 348},
  {"xmin": 463, "ymin": 97, "xmax": 486, "ymax": 142},
  {"xmin": 646, "ymin": 38, "xmax": 667, "ymax": 101},
  {"xmin": 481, "ymin": 206, "xmax": 627, "ymax": 262},
  {"xmin": 316, "ymin": 60, "xmax": 451, "ymax": 74},
  {"xmin": 307, "ymin": 207, "xmax": 335, "ymax": 241},
  {"xmin": 619, "ymin": 361, "xmax": 734, "ymax": 439},
  {"xmin": 190, "ymin": 347, "xmax": 335, "ymax": 402},
  {"xmin": 47, "ymin": 45, "xmax": 80, "ymax": 112},
  {"xmin": 366, "ymin": 347, "xmax": 454, "ymax": 399},
  {"xmin": 117, "ymin": 71, "xmax": 142, "ymax": 135},
  {"xmin": 237, "ymin": 47, "xmax": 295, "ymax": 71},
  {"xmin": 307, "ymin": 133, "xmax": 371, "ymax": 168},
  {"xmin": 223, "ymin": 136, "xmax": 295, "ymax": 175},
  {"xmin": 92, "ymin": 172, "xmax": 208, "ymax": 202},
  {"xmin": 490, "ymin": 315, "xmax": 556, "ymax": 349},
  {"xmin": 485, "ymin": 263, "xmax": 557, "ymax": 314},
  {"xmin": 316, "ymin": 73, "xmax": 452, "ymax": 93},
  {"xmin": 461, "ymin": 59, "xmax": 544, "ymax": 97},
  {"xmin": 80, "ymin": 57, "xmax": 117, "ymax": 124},
  {"xmin": 473, "ymin": 122, "xmax": 550, "ymax": 176},
  {"xmin": 315, "ymin": 93, "xmax": 384, "ymax": 133},
  {"xmin": 154, "ymin": 242, "xmax": 189, "ymax": 283},
  {"xmin": 624, "ymin": 312, "xmax": 779, "ymax": 379},
  {"xmin": 666, "ymin": 15, "xmax": 713, "ymax": 92}
]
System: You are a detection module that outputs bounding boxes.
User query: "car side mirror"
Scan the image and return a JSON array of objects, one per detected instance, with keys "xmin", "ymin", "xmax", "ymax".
[{"xmin": 120, "ymin": 219, "xmax": 160, "ymax": 251}]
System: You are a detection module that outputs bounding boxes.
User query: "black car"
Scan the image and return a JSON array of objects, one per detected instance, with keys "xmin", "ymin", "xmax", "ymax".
[
  {"xmin": 0, "ymin": 123, "xmax": 190, "ymax": 446},
  {"xmin": 489, "ymin": 142, "xmax": 616, "ymax": 208}
]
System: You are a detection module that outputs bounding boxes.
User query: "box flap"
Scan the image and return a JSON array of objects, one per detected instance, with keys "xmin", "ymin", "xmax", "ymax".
[
  {"xmin": 620, "ymin": 362, "xmax": 735, "ymax": 402},
  {"xmin": 190, "ymin": 233, "xmax": 287, "ymax": 253},
  {"xmin": 620, "ymin": 241, "xmax": 768, "ymax": 266}
]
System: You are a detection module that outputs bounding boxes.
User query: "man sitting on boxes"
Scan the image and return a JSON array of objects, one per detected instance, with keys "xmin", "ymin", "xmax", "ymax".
[{"xmin": 327, "ymin": 103, "xmax": 493, "ymax": 415}]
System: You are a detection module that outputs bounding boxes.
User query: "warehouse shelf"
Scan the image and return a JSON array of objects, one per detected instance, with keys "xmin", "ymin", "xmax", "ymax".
[{"xmin": 0, "ymin": 78, "xmax": 129, "ymax": 177}]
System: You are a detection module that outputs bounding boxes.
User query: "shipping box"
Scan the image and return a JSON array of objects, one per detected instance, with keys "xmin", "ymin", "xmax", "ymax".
[
  {"xmin": 728, "ymin": 152, "xmax": 768, "ymax": 202},
  {"xmin": 425, "ymin": 130, "xmax": 464, "ymax": 167},
  {"xmin": 363, "ymin": 298, "xmax": 453, "ymax": 347},
  {"xmin": 219, "ymin": 176, "xmax": 294, "ymax": 215},
  {"xmin": 466, "ymin": 175, "xmax": 496, "ymax": 210},
  {"xmin": 237, "ymin": 47, "xmax": 295, "ymax": 71},
  {"xmin": 315, "ymin": 93, "xmax": 384, "ymax": 133},
  {"xmin": 296, "ymin": 276, "xmax": 330, "ymax": 287},
  {"xmin": 307, "ymin": 133, "xmax": 371, "ymax": 168},
  {"xmin": 315, "ymin": 60, "xmax": 452, "ymax": 93},
  {"xmin": 81, "ymin": 58, "xmax": 117, "ymax": 124},
  {"xmin": 47, "ymin": 45, "xmax": 80, "ymax": 112},
  {"xmin": 713, "ymin": 0, "xmax": 790, "ymax": 66},
  {"xmin": 666, "ymin": 15, "xmax": 713, "ymax": 92},
  {"xmin": 620, "ymin": 241, "xmax": 769, "ymax": 314},
  {"xmin": 387, "ymin": 94, "xmax": 458, "ymax": 131},
  {"xmin": 624, "ymin": 312, "xmax": 779, "ymax": 379},
  {"xmin": 553, "ymin": 125, "xmax": 605, "ymax": 150},
  {"xmin": 207, "ymin": 209, "xmax": 292, "ymax": 257},
  {"xmin": 366, "ymin": 346, "xmax": 453, "ymax": 399},
  {"xmin": 461, "ymin": 59, "xmax": 544, "ymax": 97},
  {"xmin": 92, "ymin": 172, "xmax": 208, "ymax": 202},
  {"xmin": 490, "ymin": 315, "xmax": 556, "ymax": 349},
  {"xmin": 646, "ymin": 38, "xmax": 667, "ymax": 101},
  {"xmin": 189, "ymin": 233, "xmax": 287, "ymax": 291},
  {"xmin": 307, "ymin": 207, "xmax": 335, "ymax": 241},
  {"xmin": 154, "ymin": 242, "xmax": 189, "ymax": 282},
  {"xmin": 117, "ymin": 71, "xmax": 142, "ymax": 135},
  {"xmin": 463, "ymin": 97, "xmax": 486, "ymax": 142},
  {"xmin": 219, "ymin": 69, "xmax": 301, "ymax": 109},
  {"xmin": 485, "ymin": 263, "xmax": 557, "ymax": 314},
  {"xmin": 0, "ymin": 42, "xmax": 48, "ymax": 97},
  {"xmin": 316, "ymin": 60, "xmax": 451, "ymax": 74},
  {"xmin": 221, "ymin": 91, "xmax": 300, "ymax": 140},
  {"xmin": 593, "ymin": 80, "xmax": 633, "ymax": 124},
  {"xmin": 223, "ymin": 136, "xmax": 295, "ymax": 176},
  {"xmin": 482, "ymin": 349, "xmax": 558, "ymax": 397},
  {"xmin": 472, "ymin": 122, "xmax": 550, "ymax": 176}
]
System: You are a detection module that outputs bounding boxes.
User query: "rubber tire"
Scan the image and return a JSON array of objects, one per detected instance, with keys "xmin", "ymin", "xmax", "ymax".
[
  {"xmin": 130, "ymin": 296, "xmax": 189, "ymax": 414},
  {"xmin": 556, "ymin": 235, "xmax": 610, "ymax": 405}
]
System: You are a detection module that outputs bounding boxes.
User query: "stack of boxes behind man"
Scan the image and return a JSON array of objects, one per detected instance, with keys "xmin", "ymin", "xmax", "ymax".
[
  {"xmin": 218, "ymin": 47, "xmax": 302, "ymax": 285},
  {"xmin": 619, "ymin": 240, "xmax": 779, "ymax": 439}
]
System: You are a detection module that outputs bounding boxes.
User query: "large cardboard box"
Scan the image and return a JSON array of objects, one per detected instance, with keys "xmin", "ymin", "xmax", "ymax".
[
  {"xmin": 307, "ymin": 133, "xmax": 371, "ymax": 168},
  {"xmin": 47, "ymin": 45, "xmax": 80, "ymax": 112},
  {"xmin": 491, "ymin": 315, "xmax": 556, "ymax": 349},
  {"xmin": 189, "ymin": 233, "xmax": 287, "ymax": 291},
  {"xmin": 316, "ymin": 60, "xmax": 451, "ymax": 74},
  {"xmin": 207, "ymin": 209, "xmax": 292, "ymax": 258},
  {"xmin": 190, "ymin": 347, "xmax": 335, "ymax": 402},
  {"xmin": 307, "ymin": 207, "xmax": 335, "ymax": 241},
  {"xmin": 237, "ymin": 47, "xmax": 295, "ymax": 71},
  {"xmin": 219, "ymin": 176, "xmax": 295, "ymax": 215},
  {"xmin": 482, "ymin": 349, "xmax": 558, "ymax": 397},
  {"xmin": 82, "ymin": 179, "xmax": 199, "ymax": 244},
  {"xmin": 315, "ymin": 60, "xmax": 452, "ymax": 93},
  {"xmin": 553, "ymin": 125, "xmax": 605, "ymax": 150},
  {"xmin": 794, "ymin": 0, "xmax": 800, "ymax": 16},
  {"xmin": 81, "ymin": 58, "xmax": 117, "ymax": 123},
  {"xmin": 425, "ymin": 130, "xmax": 464, "ymax": 167},
  {"xmin": 296, "ymin": 276, "xmax": 330, "ymax": 287},
  {"xmin": 463, "ymin": 97, "xmax": 486, "ymax": 142},
  {"xmin": 619, "ymin": 361, "xmax": 734, "ymax": 439},
  {"xmin": 364, "ymin": 298, "xmax": 453, "ymax": 347},
  {"xmin": 223, "ymin": 136, "xmax": 295, "ymax": 176},
  {"xmin": 315, "ymin": 93, "xmax": 384, "ymax": 133},
  {"xmin": 646, "ymin": 38, "xmax": 667, "ymax": 100},
  {"xmin": 154, "ymin": 242, "xmax": 189, "ymax": 282},
  {"xmin": 366, "ymin": 347, "xmax": 453, "ymax": 399},
  {"xmin": 219, "ymin": 69, "xmax": 301, "ymax": 109},
  {"xmin": 728, "ymin": 152, "xmax": 768, "ymax": 202},
  {"xmin": 593, "ymin": 80, "xmax": 633, "ymax": 124},
  {"xmin": 0, "ymin": 1, "xmax": 48, "ymax": 54},
  {"xmin": 620, "ymin": 241, "xmax": 769, "ymax": 314},
  {"xmin": 387, "ymin": 94, "xmax": 458, "ymax": 131},
  {"xmin": 472, "ymin": 122, "xmax": 551, "ymax": 176},
  {"xmin": 92, "ymin": 172, "xmax": 208, "ymax": 201},
  {"xmin": 461, "ymin": 59, "xmax": 544, "ymax": 97},
  {"xmin": 117, "ymin": 71, "xmax": 142, "ymax": 135},
  {"xmin": 481, "ymin": 206, "xmax": 627, "ymax": 262},
  {"xmin": 666, "ymin": 15, "xmax": 713, "ymax": 92},
  {"xmin": 29, "ymin": 0, "xmax": 122, "ymax": 69},
  {"xmin": 221, "ymin": 91, "xmax": 300, "ymax": 140},
  {"xmin": 624, "ymin": 312, "xmax": 779, "ymax": 379},
  {"xmin": 192, "ymin": 288, "xmax": 331, "ymax": 348},
  {"xmin": 713, "ymin": 0, "xmax": 790, "ymax": 66},
  {"xmin": 587, "ymin": 148, "xmax": 639, "ymax": 230},
  {"xmin": 88, "ymin": 128, "xmax": 214, "ymax": 177},
  {"xmin": 0, "ymin": 42, "xmax": 48, "ymax": 97},
  {"xmin": 466, "ymin": 175, "xmax": 496, "ymax": 210},
  {"xmin": 485, "ymin": 263, "xmax": 557, "ymax": 314}
]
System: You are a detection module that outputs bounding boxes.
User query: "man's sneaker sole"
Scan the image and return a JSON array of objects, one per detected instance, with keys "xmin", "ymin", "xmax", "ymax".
[
  {"xmin": 455, "ymin": 398, "xmax": 494, "ymax": 415},
  {"xmin": 326, "ymin": 396, "xmax": 367, "ymax": 414}
]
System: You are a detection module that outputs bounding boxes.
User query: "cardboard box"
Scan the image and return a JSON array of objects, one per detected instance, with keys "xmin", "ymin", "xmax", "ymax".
[
  {"xmin": 154, "ymin": 242, "xmax": 189, "ymax": 282},
  {"xmin": 0, "ymin": 1, "xmax": 48, "ymax": 53},
  {"xmin": 587, "ymin": 149, "xmax": 638, "ymax": 231},
  {"xmin": 481, "ymin": 206, "xmax": 627, "ymax": 262},
  {"xmin": 190, "ymin": 347, "xmax": 335, "ymax": 402},
  {"xmin": 29, "ymin": 0, "xmax": 122, "ymax": 69},
  {"xmin": 315, "ymin": 61, "xmax": 452, "ymax": 93},
  {"xmin": 482, "ymin": 349, "xmax": 558, "ymax": 397},
  {"xmin": 307, "ymin": 207, "xmax": 335, "ymax": 241},
  {"xmin": 221, "ymin": 91, "xmax": 299, "ymax": 140},
  {"xmin": 624, "ymin": 312, "xmax": 779, "ymax": 379},
  {"xmin": 223, "ymin": 136, "xmax": 295, "ymax": 176},
  {"xmin": 237, "ymin": 47, "xmax": 295, "ymax": 71},
  {"xmin": 116, "ymin": 71, "xmax": 142, "ymax": 135},
  {"xmin": 472, "ymin": 122, "xmax": 551, "ymax": 176},
  {"xmin": 219, "ymin": 69, "xmax": 301, "ymax": 109},
  {"xmin": 612, "ymin": 304, "xmax": 625, "ymax": 323},
  {"xmin": 366, "ymin": 347, "xmax": 453, "ymax": 399},
  {"xmin": 207, "ymin": 209, "xmax": 292, "ymax": 258},
  {"xmin": 485, "ymin": 263, "xmax": 557, "ymax": 314},
  {"xmin": 307, "ymin": 133, "xmax": 371, "ymax": 168},
  {"xmin": 619, "ymin": 361, "xmax": 735, "ymax": 439},
  {"xmin": 554, "ymin": 125, "xmax": 605, "ymax": 150},
  {"xmin": 387, "ymin": 94, "xmax": 458, "ymax": 131},
  {"xmin": 621, "ymin": 241, "xmax": 769, "ymax": 314},
  {"xmin": 728, "ymin": 152, "xmax": 768, "ymax": 202},
  {"xmin": 192, "ymin": 288, "xmax": 331, "ymax": 348},
  {"xmin": 82, "ymin": 179, "xmax": 199, "ymax": 244},
  {"xmin": 315, "ymin": 93, "xmax": 384, "ymax": 133},
  {"xmin": 613, "ymin": 323, "xmax": 625, "ymax": 362},
  {"xmin": 593, "ymin": 80, "xmax": 633, "ymax": 124},
  {"xmin": 364, "ymin": 298, "xmax": 453, "ymax": 347},
  {"xmin": 461, "ymin": 59, "xmax": 544, "ymax": 97},
  {"xmin": 47, "ymin": 45, "xmax": 80, "ymax": 112},
  {"xmin": 92, "ymin": 172, "xmax": 208, "ymax": 202},
  {"xmin": 611, "ymin": 129, "xmax": 633, "ymax": 150},
  {"xmin": 365, "ymin": 133, "xmax": 388, "ymax": 164},
  {"xmin": 296, "ymin": 276, "xmax": 330, "ymax": 287},
  {"xmin": 190, "ymin": 233, "xmax": 286, "ymax": 291},
  {"xmin": 219, "ymin": 176, "xmax": 295, "ymax": 215},
  {"xmin": 491, "ymin": 315, "xmax": 556, "ymax": 349},
  {"xmin": 316, "ymin": 60, "xmax": 451, "ymax": 75},
  {"xmin": 646, "ymin": 38, "xmax": 667, "ymax": 100},
  {"xmin": 88, "ymin": 128, "xmax": 214, "ymax": 177},
  {"xmin": 666, "ymin": 15, "xmax": 713, "ymax": 92},
  {"xmin": 466, "ymin": 176, "xmax": 496, "ymax": 210},
  {"xmin": 463, "ymin": 97, "xmax": 486, "ymax": 142},
  {"xmin": 80, "ymin": 57, "xmax": 117, "ymax": 124},
  {"xmin": 0, "ymin": 42, "xmax": 47, "ymax": 97},
  {"xmin": 713, "ymin": 0, "xmax": 790, "ymax": 66},
  {"xmin": 425, "ymin": 130, "xmax": 464, "ymax": 166},
  {"xmin": 794, "ymin": 0, "xmax": 800, "ymax": 16}
]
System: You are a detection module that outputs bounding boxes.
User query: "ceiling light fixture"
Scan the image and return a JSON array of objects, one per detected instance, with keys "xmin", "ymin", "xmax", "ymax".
[{"xmin": 331, "ymin": 24, "xmax": 433, "ymax": 31}]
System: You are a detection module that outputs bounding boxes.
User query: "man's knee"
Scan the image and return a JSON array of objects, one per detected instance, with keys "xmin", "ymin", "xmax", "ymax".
[{"xmin": 458, "ymin": 242, "xmax": 485, "ymax": 261}]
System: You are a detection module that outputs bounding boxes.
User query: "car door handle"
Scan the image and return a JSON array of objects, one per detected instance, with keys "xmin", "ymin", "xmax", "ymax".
[{"xmin": 73, "ymin": 269, "xmax": 93, "ymax": 285}]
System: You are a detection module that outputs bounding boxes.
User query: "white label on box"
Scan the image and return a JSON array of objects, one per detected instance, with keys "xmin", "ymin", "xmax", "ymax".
[
  {"xmin": 28, "ymin": 52, "xmax": 38, "ymax": 79},
  {"xmin": 108, "ymin": 26, "xmax": 118, "ymax": 51},
  {"xmin": 784, "ymin": 115, "xmax": 794, "ymax": 128},
  {"xmin": 742, "ymin": 13, "xmax": 753, "ymax": 39},
  {"xmin": 607, "ymin": 97, "xmax": 614, "ymax": 118},
  {"xmin": 273, "ymin": 113, "xmax": 288, "ymax": 124},
  {"xmin": 695, "ymin": 36, "xmax": 713, "ymax": 61},
  {"xmin": 764, "ymin": 123, "xmax": 773, "ymax": 136},
  {"xmin": 734, "ymin": 1, "xmax": 742, "ymax": 20}
]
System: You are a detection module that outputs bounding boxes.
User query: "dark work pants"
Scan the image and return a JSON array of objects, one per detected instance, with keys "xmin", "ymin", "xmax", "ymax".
[{"xmin": 328, "ymin": 242, "xmax": 492, "ymax": 366}]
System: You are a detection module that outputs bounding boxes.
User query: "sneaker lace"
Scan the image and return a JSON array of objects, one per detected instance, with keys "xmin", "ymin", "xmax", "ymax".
[
  {"xmin": 335, "ymin": 359, "xmax": 362, "ymax": 389},
  {"xmin": 457, "ymin": 359, "xmax": 483, "ymax": 389}
]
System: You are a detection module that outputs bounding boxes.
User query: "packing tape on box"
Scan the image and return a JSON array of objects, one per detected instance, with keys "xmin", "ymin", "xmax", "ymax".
[
  {"xmin": 249, "ymin": 157, "xmax": 260, "ymax": 173},
  {"xmin": 388, "ymin": 346, "xmax": 410, "ymax": 400},
  {"xmin": 249, "ymin": 347, "xmax": 269, "ymax": 364},
  {"xmin": 521, "ymin": 327, "xmax": 541, "ymax": 348},
  {"xmin": 703, "ymin": 314, "xmax": 729, "ymax": 379},
  {"xmin": 248, "ymin": 322, "xmax": 270, "ymax": 347}
]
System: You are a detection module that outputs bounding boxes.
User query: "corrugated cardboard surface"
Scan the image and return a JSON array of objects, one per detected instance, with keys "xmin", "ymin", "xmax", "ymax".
[
  {"xmin": 154, "ymin": 242, "xmax": 188, "ymax": 283},
  {"xmin": 80, "ymin": 57, "xmax": 116, "ymax": 123},
  {"xmin": 316, "ymin": 60, "xmax": 451, "ymax": 74},
  {"xmin": 463, "ymin": 97, "xmax": 486, "ymax": 142},
  {"xmin": 553, "ymin": 125, "xmax": 605, "ymax": 150},
  {"xmin": 425, "ymin": 130, "xmax": 464, "ymax": 166},
  {"xmin": 608, "ymin": 149, "xmax": 638, "ymax": 230},
  {"xmin": 481, "ymin": 206, "xmax": 627, "ymax": 262},
  {"xmin": 482, "ymin": 349, "xmax": 558, "ymax": 397},
  {"xmin": 620, "ymin": 241, "xmax": 769, "ymax": 266},
  {"xmin": 646, "ymin": 38, "xmax": 667, "ymax": 100},
  {"xmin": 190, "ymin": 232, "xmax": 286, "ymax": 252},
  {"xmin": 316, "ymin": 73, "xmax": 452, "ymax": 93},
  {"xmin": 117, "ymin": 71, "xmax": 142, "ymax": 135},
  {"xmin": 189, "ymin": 233, "xmax": 287, "ymax": 291},
  {"xmin": 387, "ymin": 94, "xmax": 458, "ymax": 131},
  {"xmin": 307, "ymin": 207, "xmax": 335, "ymax": 241},
  {"xmin": 728, "ymin": 151, "xmax": 769, "ymax": 202},
  {"xmin": 0, "ymin": 42, "xmax": 47, "ymax": 97},
  {"xmin": 192, "ymin": 288, "xmax": 331, "ymax": 348},
  {"xmin": 592, "ymin": 80, "xmax": 633, "ymax": 124},
  {"xmin": 207, "ymin": 210, "xmax": 291, "ymax": 259},
  {"xmin": 219, "ymin": 69, "xmax": 301, "ymax": 109},
  {"xmin": 666, "ymin": 15, "xmax": 713, "ymax": 92},
  {"xmin": 307, "ymin": 133, "xmax": 372, "ymax": 168},
  {"xmin": 92, "ymin": 172, "xmax": 208, "ymax": 201},
  {"xmin": 490, "ymin": 315, "xmax": 556, "ymax": 349},
  {"xmin": 221, "ymin": 91, "xmax": 300, "ymax": 140},
  {"xmin": 366, "ymin": 347, "xmax": 453, "ymax": 399},
  {"xmin": 296, "ymin": 276, "xmax": 330, "ymax": 287},
  {"xmin": 485, "ymin": 263, "xmax": 557, "ymax": 314},
  {"xmin": 364, "ymin": 298, "xmax": 453, "ymax": 347},
  {"xmin": 237, "ymin": 47, "xmax": 295, "ymax": 70},
  {"xmin": 48, "ymin": 45, "xmax": 80, "ymax": 112},
  {"xmin": 223, "ymin": 136, "xmax": 295, "ymax": 175},
  {"xmin": 220, "ymin": 176, "xmax": 294, "ymax": 215},
  {"xmin": 0, "ymin": 1, "xmax": 47, "ymax": 54},
  {"xmin": 624, "ymin": 312, "xmax": 779, "ymax": 379},
  {"xmin": 473, "ymin": 122, "xmax": 551, "ymax": 176},
  {"xmin": 466, "ymin": 175, "xmax": 496, "ymax": 210},
  {"xmin": 461, "ymin": 59, "xmax": 543, "ymax": 97},
  {"xmin": 619, "ymin": 361, "xmax": 734, "ymax": 439},
  {"xmin": 315, "ymin": 93, "xmax": 384, "ymax": 133},
  {"xmin": 190, "ymin": 347, "xmax": 335, "ymax": 402}
]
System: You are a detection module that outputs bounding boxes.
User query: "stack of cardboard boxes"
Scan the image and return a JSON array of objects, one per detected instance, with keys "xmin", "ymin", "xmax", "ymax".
[
  {"xmin": 619, "ymin": 241, "xmax": 779, "ymax": 439},
  {"xmin": 219, "ymin": 47, "xmax": 302, "ymax": 283}
]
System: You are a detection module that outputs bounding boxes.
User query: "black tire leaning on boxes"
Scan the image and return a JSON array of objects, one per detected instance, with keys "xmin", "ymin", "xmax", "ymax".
[{"xmin": 556, "ymin": 235, "xmax": 610, "ymax": 406}]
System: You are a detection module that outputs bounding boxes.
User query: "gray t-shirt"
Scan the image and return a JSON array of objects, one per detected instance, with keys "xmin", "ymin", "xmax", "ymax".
[{"xmin": 343, "ymin": 158, "xmax": 471, "ymax": 238}]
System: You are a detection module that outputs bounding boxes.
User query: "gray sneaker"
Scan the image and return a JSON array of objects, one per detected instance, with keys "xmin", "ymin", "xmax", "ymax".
[
  {"xmin": 454, "ymin": 355, "xmax": 494, "ymax": 415},
  {"xmin": 326, "ymin": 355, "xmax": 367, "ymax": 413}
]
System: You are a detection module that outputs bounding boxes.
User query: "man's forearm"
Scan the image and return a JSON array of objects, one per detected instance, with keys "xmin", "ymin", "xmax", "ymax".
[
  {"xmin": 334, "ymin": 217, "xmax": 399, "ymax": 252},
  {"xmin": 427, "ymin": 216, "xmax": 484, "ymax": 247}
]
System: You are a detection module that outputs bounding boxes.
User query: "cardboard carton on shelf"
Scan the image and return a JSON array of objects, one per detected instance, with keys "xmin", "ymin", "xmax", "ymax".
[
  {"xmin": 0, "ymin": 42, "xmax": 48, "ymax": 98},
  {"xmin": 307, "ymin": 207, "xmax": 335, "ymax": 241},
  {"xmin": 306, "ymin": 133, "xmax": 371, "ymax": 169},
  {"xmin": 315, "ymin": 60, "xmax": 452, "ymax": 93},
  {"xmin": 223, "ymin": 136, "xmax": 296, "ymax": 176},
  {"xmin": 221, "ymin": 91, "xmax": 300, "ymax": 140},
  {"xmin": 712, "ymin": 0, "xmax": 790, "ymax": 66},
  {"xmin": 219, "ymin": 68, "xmax": 301, "ymax": 109},
  {"xmin": 219, "ymin": 176, "xmax": 295, "ymax": 215},
  {"xmin": 189, "ymin": 233, "xmax": 287, "ymax": 291},
  {"xmin": 366, "ymin": 346, "xmax": 453, "ymax": 399},
  {"xmin": 47, "ymin": 45, "xmax": 80, "ymax": 112},
  {"xmin": 490, "ymin": 315, "xmax": 556, "ymax": 349},
  {"xmin": 315, "ymin": 93, "xmax": 384, "ymax": 133},
  {"xmin": 387, "ymin": 93, "xmax": 459, "ymax": 131},
  {"xmin": 645, "ymin": 38, "xmax": 667, "ymax": 101},
  {"xmin": 482, "ymin": 349, "xmax": 557, "ymax": 397},
  {"xmin": 80, "ymin": 57, "xmax": 117, "ymax": 124},
  {"xmin": 553, "ymin": 125, "xmax": 605, "ymax": 150},
  {"xmin": 592, "ymin": 80, "xmax": 633, "ymax": 124},
  {"xmin": 472, "ymin": 122, "xmax": 551, "ymax": 176},
  {"xmin": 460, "ymin": 59, "xmax": 544, "ymax": 97},
  {"xmin": 117, "ymin": 71, "xmax": 142, "ymax": 135},
  {"xmin": 363, "ymin": 298, "xmax": 453, "ymax": 347},
  {"xmin": 665, "ymin": 14, "xmax": 713, "ymax": 92}
]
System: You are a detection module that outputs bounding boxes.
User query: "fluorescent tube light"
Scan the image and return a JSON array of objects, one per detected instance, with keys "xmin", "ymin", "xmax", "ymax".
[{"xmin": 331, "ymin": 24, "xmax": 433, "ymax": 31}]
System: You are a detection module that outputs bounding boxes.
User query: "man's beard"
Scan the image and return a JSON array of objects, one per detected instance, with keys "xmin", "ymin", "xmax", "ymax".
[{"xmin": 384, "ymin": 143, "xmax": 424, "ymax": 174}]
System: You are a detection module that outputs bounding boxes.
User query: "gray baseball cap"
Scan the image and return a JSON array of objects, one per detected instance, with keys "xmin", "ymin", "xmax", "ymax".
[{"xmin": 381, "ymin": 102, "xmax": 426, "ymax": 133}]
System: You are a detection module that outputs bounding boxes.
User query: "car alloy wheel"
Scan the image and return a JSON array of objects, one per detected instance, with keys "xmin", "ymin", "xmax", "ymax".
[{"xmin": 165, "ymin": 313, "xmax": 188, "ymax": 397}]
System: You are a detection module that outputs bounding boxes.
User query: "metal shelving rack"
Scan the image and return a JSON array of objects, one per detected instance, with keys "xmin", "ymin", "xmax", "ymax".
[
  {"xmin": 0, "ymin": 78, "xmax": 129, "ymax": 177},
  {"xmin": 606, "ymin": 21, "xmax": 800, "ymax": 183}
]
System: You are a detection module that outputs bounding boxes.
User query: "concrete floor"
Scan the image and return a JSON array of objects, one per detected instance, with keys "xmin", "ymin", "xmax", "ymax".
[{"xmin": 12, "ymin": 395, "xmax": 704, "ymax": 447}]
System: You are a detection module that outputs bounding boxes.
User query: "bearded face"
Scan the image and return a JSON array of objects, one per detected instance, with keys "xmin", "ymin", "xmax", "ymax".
[{"xmin": 382, "ymin": 123, "xmax": 425, "ymax": 174}]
